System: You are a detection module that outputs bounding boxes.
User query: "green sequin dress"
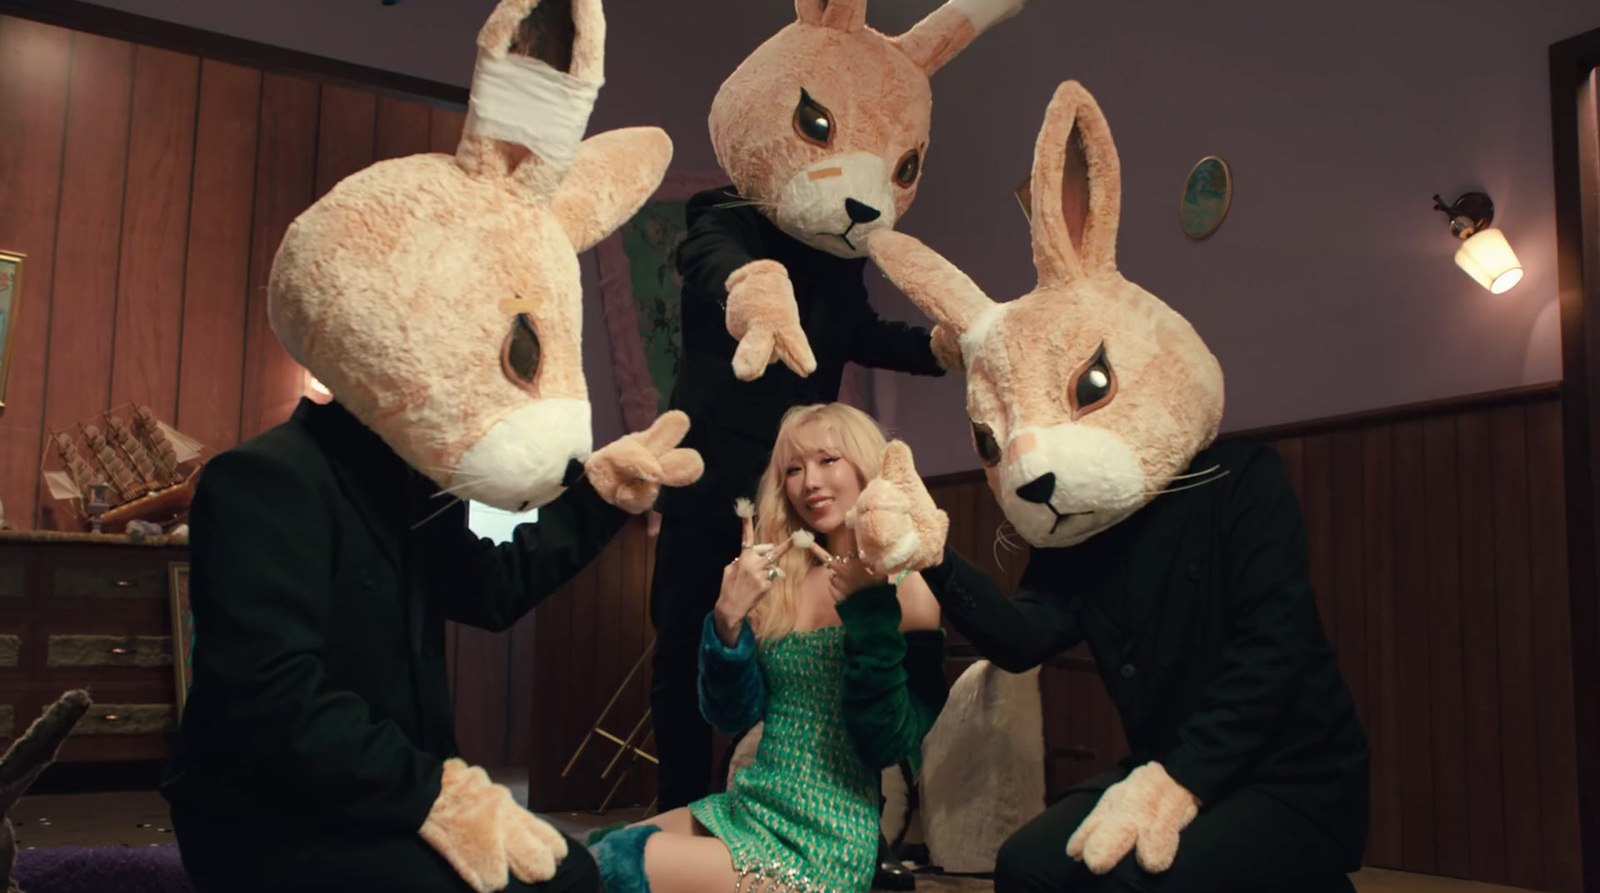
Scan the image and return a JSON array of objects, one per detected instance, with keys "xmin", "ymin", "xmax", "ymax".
[{"xmin": 689, "ymin": 626, "xmax": 880, "ymax": 893}]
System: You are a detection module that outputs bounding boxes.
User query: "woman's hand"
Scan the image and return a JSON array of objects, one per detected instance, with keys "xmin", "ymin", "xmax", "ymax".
[
  {"xmin": 713, "ymin": 513, "xmax": 793, "ymax": 646},
  {"xmin": 811, "ymin": 543, "xmax": 886, "ymax": 603}
]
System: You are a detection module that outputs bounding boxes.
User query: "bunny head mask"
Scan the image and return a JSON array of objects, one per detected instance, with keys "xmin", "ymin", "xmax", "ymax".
[
  {"xmin": 708, "ymin": 0, "xmax": 1026, "ymax": 259},
  {"xmin": 268, "ymin": 0, "xmax": 674, "ymax": 513},
  {"xmin": 868, "ymin": 81, "xmax": 1225, "ymax": 548}
]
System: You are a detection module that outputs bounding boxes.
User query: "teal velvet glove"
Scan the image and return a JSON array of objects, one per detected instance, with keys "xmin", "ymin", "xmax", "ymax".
[{"xmin": 697, "ymin": 611, "xmax": 767, "ymax": 735}]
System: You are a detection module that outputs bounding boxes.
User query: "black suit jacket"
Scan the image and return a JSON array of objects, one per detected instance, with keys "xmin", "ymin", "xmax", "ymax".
[
  {"xmin": 922, "ymin": 441, "xmax": 1371, "ymax": 868},
  {"xmin": 161, "ymin": 398, "xmax": 627, "ymax": 842},
  {"xmin": 658, "ymin": 186, "xmax": 945, "ymax": 520}
]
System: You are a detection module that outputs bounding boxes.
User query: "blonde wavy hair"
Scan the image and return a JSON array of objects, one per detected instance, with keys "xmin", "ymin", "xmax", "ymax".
[{"xmin": 747, "ymin": 403, "xmax": 888, "ymax": 642}]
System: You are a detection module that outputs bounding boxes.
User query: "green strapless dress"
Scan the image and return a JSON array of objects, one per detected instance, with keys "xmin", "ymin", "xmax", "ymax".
[{"xmin": 689, "ymin": 625, "xmax": 879, "ymax": 893}]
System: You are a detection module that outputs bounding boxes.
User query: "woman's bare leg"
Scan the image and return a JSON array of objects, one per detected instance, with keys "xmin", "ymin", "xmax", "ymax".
[
  {"xmin": 629, "ymin": 807, "xmax": 704, "ymax": 836},
  {"xmin": 640, "ymin": 831, "xmax": 743, "ymax": 893}
]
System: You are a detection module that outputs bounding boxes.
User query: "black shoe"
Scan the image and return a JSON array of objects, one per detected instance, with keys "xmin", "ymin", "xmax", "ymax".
[{"xmin": 872, "ymin": 836, "xmax": 915, "ymax": 890}]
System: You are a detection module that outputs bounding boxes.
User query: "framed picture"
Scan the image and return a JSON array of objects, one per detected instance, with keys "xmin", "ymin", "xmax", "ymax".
[
  {"xmin": 1015, "ymin": 175, "xmax": 1033, "ymax": 222},
  {"xmin": 593, "ymin": 171, "xmax": 729, "ymax": 436},
  {"xmin": 168, "ymin": 561, "xmax": 193, "ymax": 715},
  {"xmin": 0, "ymin": 250, "xmax": 25, "ymax": 408},
  {"xmin": 1180, "ymin": 156, "xmax": 1233, "ymax": 240}
]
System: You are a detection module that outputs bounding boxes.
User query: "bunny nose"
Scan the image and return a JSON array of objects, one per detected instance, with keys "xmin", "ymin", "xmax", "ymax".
[
  {"xmin": 562, "ymin": 458, "xmax": 585, "ymax": 488},
  {"xmin": 845, "ymin": 198, "xmax": 881, "ymax": 224},
  {"xmin": 1015, "ymin": 473, "xmax": 1057, "ymax": 505}
]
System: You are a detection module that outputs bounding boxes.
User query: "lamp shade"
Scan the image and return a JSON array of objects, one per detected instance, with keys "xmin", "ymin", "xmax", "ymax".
[{"xmin": 1453, "ymin": 227, "xmax": 1523, "ymax": 294}]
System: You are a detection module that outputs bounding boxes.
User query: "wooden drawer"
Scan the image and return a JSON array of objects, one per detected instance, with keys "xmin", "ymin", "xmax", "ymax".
[
  {"xmin": 0, "ymin": 565, "xmax": 22, "ymax": 599},
  {"xmin": 73, "ymin": 703, "xmax": 174, "ymax": 736},
  {"xmin": 52, "ymin": 566, "xmax": 167, "ymax": 600},
  {"xmin": 46, "ymin": 634, "xmax": 172, "ymax": 668}
]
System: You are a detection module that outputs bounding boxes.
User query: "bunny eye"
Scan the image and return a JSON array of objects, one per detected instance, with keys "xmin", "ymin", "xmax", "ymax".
[
  {"xmin": 894, "ymin": 149, "xmax": 921, "ymax": 187},
  {"xmin": 793, "ymin": 89, "xmax": 834, "ymax": 147},
  {"xmin": 1068, "ymin": 343, "xmax": 1116, "ymax": 419},
  {"xmin": 502, "ymin": 311, "xmax": 542, "ymax": 392},
  {"xmin": 971, "ymin": 420, "xmax": 1002, "ymax": 468}
]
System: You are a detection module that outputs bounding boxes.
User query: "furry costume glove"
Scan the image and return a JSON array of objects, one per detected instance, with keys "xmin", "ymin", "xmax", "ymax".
[
  {"xmin": 847, "ymin": 440, "xmax": 949, "ymax": 576},
  {"xmin": 1065, "ymin": 761, "xmax": 1200, "ymax": 875},
  {"xmin": 420, "ymin": 758, "xmax": 570, "ymax": 893},
  {"xmin": 930, "ymin": 325, "xmax": 963, "ymax": 371},
  {"xmin": 724, "ymin": 259, "xmax": 817, "ymax": 381},
  {"xmin": 585, "ymin": 410, "xmax": 704, "ymax": 514}
]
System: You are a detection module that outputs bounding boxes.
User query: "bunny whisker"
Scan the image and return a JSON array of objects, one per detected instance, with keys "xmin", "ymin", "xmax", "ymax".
[
  {"xmin": 1146, "ymin": 469, "xmax": 1230, "ymax": 497},
  {"xmin": 712, "ymin": 199, "xmax": 779, "ymax": 211},
  {"xmin": 1097, "ymin": 464, "xmax": 1223, "ymax": 482},
  {"xmin": 412, "ymin": 495, "xmax": 466, "ymax": 530},
  {"xmin": 992, "ymin": 520, "xmax": 1025, "ymax": 571},
  {"xmin": 431, "ymin": 475, "xmax": 491, "ymax": 500}
]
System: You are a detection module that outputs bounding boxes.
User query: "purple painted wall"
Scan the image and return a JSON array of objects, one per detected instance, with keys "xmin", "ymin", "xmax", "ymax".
[{"xmin": 85, "ymin": 0, "xmax": 1599, "ymax": 474}]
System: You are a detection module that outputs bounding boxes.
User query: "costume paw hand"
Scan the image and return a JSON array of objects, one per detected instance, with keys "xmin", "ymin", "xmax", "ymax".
[
  {"xmin": 585, "ymin": 411, "xmax": 704, "ymax": 514},
  {"xmin": 420, "ymin": 759, "xmax": 570, "ymax": 893},
  {"xmin": 847, "ymin": 440, "xmax": 948, "ymax": 577},
  {"xmin": 1065, "ymin": 762, "xmax": 1199, "ymax": 875},
  {"xmin": 930, "ymin": 324, "xmax": 963, "ymax": 371},
  {"xmin": 725, "ymin": 259, "xmax": 816, "ymax": 381}
]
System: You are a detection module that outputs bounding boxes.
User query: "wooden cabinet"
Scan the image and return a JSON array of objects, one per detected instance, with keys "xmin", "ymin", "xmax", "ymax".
[{"xmin": 0, "ymin": 531, "xmax": 188, "ymax": 763}]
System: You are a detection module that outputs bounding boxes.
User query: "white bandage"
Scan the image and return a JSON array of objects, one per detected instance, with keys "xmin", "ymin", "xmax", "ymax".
[{"xmin": 463, "ymin": 50, "xmax": 601, "ymax": 173}]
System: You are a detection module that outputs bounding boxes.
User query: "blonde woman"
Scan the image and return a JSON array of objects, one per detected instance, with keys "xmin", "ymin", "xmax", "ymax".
[{"xmin": 590, "ymin": 403, "xmax": 948, "ymax": 893}]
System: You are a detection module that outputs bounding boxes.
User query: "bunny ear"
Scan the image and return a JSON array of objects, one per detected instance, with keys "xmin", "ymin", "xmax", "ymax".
[
  {"xmin": 894, "ymin": 0, "xmax": 1027, "ymax": 76},
  {"xmin": 460, "ymin": 0, "xmax": 605, "ymax": 188},
  {"xmin": 1030, "ymin": 81, "xmax": 1121, "ymax": 286},
  {"xmin": 796, "ymin": 0, "xmax": 869, "ymax": 32},
  {"xmin": 477, "ymin": 0, "xmax": 602, "ymax": 80},
  {"xmin": 867, "ymin": 230, "xmax": 996, "ymax": 349}
]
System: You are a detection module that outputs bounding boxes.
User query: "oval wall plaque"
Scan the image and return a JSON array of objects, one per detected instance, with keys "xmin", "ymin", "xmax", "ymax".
[{"xmin": 1180, "ymin": 156, "xmax": 1232, "ymax": 240}]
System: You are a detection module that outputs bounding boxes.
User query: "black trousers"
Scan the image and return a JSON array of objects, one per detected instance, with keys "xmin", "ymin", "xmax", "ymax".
[
  {"xmin": 648, "ymin": 511, "xmax": 741, "ymax": 810},
  {"xmin": 173, "ymin": 807, "xmax": 599, "ymax": 893},
  {"xmin": 994, "ymin": 779, "xmax": 1356, "ymax": 893}
]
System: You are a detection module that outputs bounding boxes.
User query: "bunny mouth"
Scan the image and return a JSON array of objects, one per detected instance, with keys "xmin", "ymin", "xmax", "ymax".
[
  {"xmin": 824, "ymin": 225, "xmax": 862, "ymax": 251},
  {"xmin": 1047, "ymin": 506, "xmax": 1092, "ymax": 532}
]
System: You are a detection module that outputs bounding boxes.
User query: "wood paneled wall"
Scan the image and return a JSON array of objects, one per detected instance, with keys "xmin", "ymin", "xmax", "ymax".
[{"xmin": 0, "ymin": 15, "xmax": 467, "ymax": 531}]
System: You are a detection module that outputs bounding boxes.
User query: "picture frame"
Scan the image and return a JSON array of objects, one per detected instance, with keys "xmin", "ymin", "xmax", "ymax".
[
  {"xmin": 1179, "ymin": 156, "xmax": 1233, "ymax": 240},
  {"xmin": 168, "ymin": 561, "xmax": 193, "ymax": 715},
  {"xmin": 0, "ymin": 250, "xmax": 26, "ymax": 409},
  {"xmin": 1015, "ymin": 175, "xmax": 1034, "ymax": 222},
  {"xmin": 593, "ymin": 171, "xmax": 729, "ymax": 436}
]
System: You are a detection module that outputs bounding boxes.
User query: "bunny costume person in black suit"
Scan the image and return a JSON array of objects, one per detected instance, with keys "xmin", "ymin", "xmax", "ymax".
[{"xmin": 863, "ymin": 80, "xmax": 1369, "ymax": 893}]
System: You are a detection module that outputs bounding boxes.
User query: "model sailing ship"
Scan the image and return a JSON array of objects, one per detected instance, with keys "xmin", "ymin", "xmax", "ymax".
[{"xmin": 41, "ymin": 403, "xmax": 207, "ymax": 533}]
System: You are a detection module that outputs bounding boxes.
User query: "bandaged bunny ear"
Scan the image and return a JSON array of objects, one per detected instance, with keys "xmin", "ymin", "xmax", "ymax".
[
  {"xmin": 894, "ymin": 0, "xmax": 1028, "ymax": 76},
  {"xmin": 796, "ymin": 0, "xmax": 869, "ymax": 32},
  {"xmin": 462, "ymin": 0, "xmax": 605, "ymax": 182},
  {"xmin": 1030, "ymin": 80, "xmax": 1122, "ymax": 286}
]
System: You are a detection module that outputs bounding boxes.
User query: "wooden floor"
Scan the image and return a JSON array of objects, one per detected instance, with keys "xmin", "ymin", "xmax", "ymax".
[{"xmin": 8, "ymin": 777, "xmax": 1543, "ymax": 893}]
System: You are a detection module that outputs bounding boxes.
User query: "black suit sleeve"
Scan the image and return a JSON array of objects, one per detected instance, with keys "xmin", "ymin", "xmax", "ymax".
[
  {"xmin": 419, "ymin": 480, "xmax": 629, "ymax": 632},
  {"xmin": 848, "ymin": 297, "xmax": 945, "ymax": 376},
  {"xmin": 677, "ymin": 192, "xmax": 765, "ymax": 312},
  {"xmin": 187, "ymin": 449, "xmax": 441, "ymax": 832},
  {"xmin": 1161, "ymin": 448, "xmax": 1316, "ymax": 805},
  {"xmin": 919, "ymin": 547, "xmax": 1081, "ymax": 673}
]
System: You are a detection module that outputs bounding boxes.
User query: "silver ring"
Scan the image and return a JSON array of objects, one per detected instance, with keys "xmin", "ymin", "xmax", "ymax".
[{"xmin": 765, "ymin": 567, "xmax": 778, "ymax": 581}]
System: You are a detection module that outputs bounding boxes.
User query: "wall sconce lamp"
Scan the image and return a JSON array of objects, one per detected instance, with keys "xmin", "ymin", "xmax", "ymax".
[{"xmin": 1432, "ymin": 191, "xmax": 1523, "ymax": 294}]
